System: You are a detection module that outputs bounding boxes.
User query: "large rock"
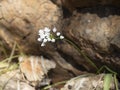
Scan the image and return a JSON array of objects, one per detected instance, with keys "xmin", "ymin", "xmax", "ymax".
[
  {"xmin": 52, "ymin": 0, "xmax": 120, "ymax": 12},
  {"xmin": 0, "ymin": 0, "xmax": 120, "ymax": 79},
  {"xmin": 60, "ymin": 13, "xmax": 120, "ymax": 73},
  {"xmin": 0, "ymin": 0, "xmax": 79, "ymax": 81},
  {"xmin": 0, "ymin": 0, "xmax": 62, "ymax": 54}
]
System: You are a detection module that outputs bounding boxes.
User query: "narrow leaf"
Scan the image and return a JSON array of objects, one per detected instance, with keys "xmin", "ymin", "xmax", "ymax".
[{"xmin": 103, "ymin": 74, "xmax": 112, "ymax": 90}]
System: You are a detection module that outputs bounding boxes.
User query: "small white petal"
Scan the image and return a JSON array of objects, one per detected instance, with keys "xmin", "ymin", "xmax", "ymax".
[
  {"xmin": 51, "ymin": 39, "xmax": 55, "ymax": 42},
  {"xmin": 45, "ymin": 32, "xmax": 50, "ymax": 37},
  {"xmin": 60, "ymin": 35, "xmax": 64, "ymax": 39},
  {"xmin": 37, "ymin": 38, "xmax": 42, "ymax": 41},
  {"xmin": 43, "ymin": 39, "xmax": 47, "ymax": 43},
  {"xmin": 56, "ymin": 32, "xmax": 61, "ymax": 36},
  {"xmin": 47, "ymin": 38, "xmax": 51, "ymax": 41},
  {"xmin": 44, "ymin": 27, "xmax": 50, "ymax": 32},
  {"xmin": 39, "ymin": 30, "xmax": 43, "ymax": 33},
  {"xmin": 41, "ymin": 43, "xmax": 45, "ymax": 46},
  {"xmin": 40, "ymin": 34, "xmax": 46, "ymax": 39},
  {"xmin": 38, "ymin": 30, "xmax": 43, "ymax": 34},
  {"xmin": 53, "ymin": 27, "xmax": 57, "ymax": 33}
]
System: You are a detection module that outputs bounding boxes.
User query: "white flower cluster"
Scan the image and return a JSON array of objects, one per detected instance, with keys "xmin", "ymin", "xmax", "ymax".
[{"xmin": 38, "ymin": 27, "xmax": 64, "ymax": 46}]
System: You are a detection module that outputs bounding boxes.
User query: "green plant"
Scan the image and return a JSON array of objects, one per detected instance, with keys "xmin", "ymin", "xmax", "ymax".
[
  {"xmin": 38, "ymin": 27, "xmax": 119, "ymax": 90},
  {"xmin": 38, "ymin": 27, "xmax": 98, "ymax": 70},
  {"xmin": 97, "ymin": 65, "xmax": 118, "ymax": 90}
]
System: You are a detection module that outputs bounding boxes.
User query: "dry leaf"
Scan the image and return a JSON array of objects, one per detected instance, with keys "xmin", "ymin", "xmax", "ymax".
[{"xmin": 19, "ymin": 55, "xmax": 56, "ymax": 82}]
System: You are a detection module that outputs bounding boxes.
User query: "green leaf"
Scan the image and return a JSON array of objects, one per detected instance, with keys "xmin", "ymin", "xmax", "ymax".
[
  {"xmin": 103, "ymin": 74, "xmax": 112, "ymax": 90},
  {"xmin": 114, "ymin": 74, "xmax": 119, "ymax": 90}
]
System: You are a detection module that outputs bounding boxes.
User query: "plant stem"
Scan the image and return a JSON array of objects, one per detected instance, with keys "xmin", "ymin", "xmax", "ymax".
[
  {"xmin": 1, "ymin": 55, "xmax": 20, "ymax": 63},
  {"xmin": 97, "ymin": 65, "xmax": 117, "ymax": 75},
  {"xmin": 42, "ymin": 80, "xmax": 67, "ymax": 90},
  {"xmin": 8, "ymin": 42, "xmax": 16, "ymax": 63},
  {"xmin": 64, "ymin": 38, "xmax": 98, "ymax": 70},
  {"xmin": 114, "ymin": 74, "xmax": 119, "ymax": 90}
]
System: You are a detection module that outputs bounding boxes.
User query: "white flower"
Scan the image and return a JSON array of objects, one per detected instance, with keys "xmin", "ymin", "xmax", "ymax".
[
  {"xmin": 38, "ymin": 30, "xmax": 45, "ymax": 39},
  {"xmin": 44, "ymin": 27, "xmax": 50, "ymax": 32},
  {"xmin": 38, "ymin": 28, "xmax": 51, "ymax": 46},
  {"xmin": 53, "ymin": 27, "xmax": 57, "ymax": 33},
  {"xmin": 37, "ymin": 38, "xmax": 42, "ymax": 41},
  {"xmin": 43, "ymin": 38, "xmax": 47, "ymax": 43},
  {"xmin": 47, "ymin": 38, "xmax": 51, "ymax": 41},
  {"xmin": 51, "ymin": 39, "xmax": 55, "ymax": 42},
  {"xmin": 41, "ymin": 43, "xmax": 45, "ymax": 46},
  {"xmin": 56, "ymin": 32, "xmax": 61, "ymax": 36},
  {"xmin": 60, "ymin": 35, "xmax": 64, "ymax": 39},
  {"xmin": 38, "ymin": 27, "xmax": 64, "ymax": 46}
]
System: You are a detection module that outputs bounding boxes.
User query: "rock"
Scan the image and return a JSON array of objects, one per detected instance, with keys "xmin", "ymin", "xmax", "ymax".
[
  {"xmin": 0, "ymin": 0, "xmax": 83, "ymax": 80},
  {"xmin": 60, "ymin": 13, "xmax": 120, "ymax": 73},
  {"xmin": 61, "ymin": 74, "xmax": 115, "ymax": 90},
  {"xmin": 52, "ymin": 0, "xmax": 120, "ymax": 12},
  {"xmin": 0, "ymin": 70, "xmax": 27, "ymax": 90},
  {"xmin": 20, "ymin": 82, "xmax": 35, "ymax": 90},
  {"xmin": 0, "ymin": 0, "xmax": 62, "ymax": 54},
  {"xmin": 0, "ymin": 0, "xmax": 120, "ymax": 82}
]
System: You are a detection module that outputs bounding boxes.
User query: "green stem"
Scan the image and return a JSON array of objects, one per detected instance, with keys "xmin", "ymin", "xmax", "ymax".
[
  {"xmin": 1, "ymin": 55, "xmax": 20, "ymax": 63},
  {"xmin": 97, "ymin": 65, "xmax": 118, "ymax": 90},
  {"xmin": 114, "ymin": 74, "xmax": 119, "ymax": 90},
  {"xmin": 42, "ymin": 80, "xmax": 67, "ymax": 90},
  {"xmin": 97, "ymin": 65, "xmax": 117, "ymax": 75},
  {"xmin": 0, "ymin": 41, "xmax": 8, "ymax": 58},
  {"xmin": 8, "ymin": 42, "xmax": 16, "ymax": 63},
  {"xmin": 64, "ymin": 38, "xmax": 98, "ymax": 70}
]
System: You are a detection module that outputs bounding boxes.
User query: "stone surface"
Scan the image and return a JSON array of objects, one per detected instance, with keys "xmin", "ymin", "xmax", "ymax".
[
  {"xmin": 61, "ymin": 13, "xmax": 120, "ymax": 73},
  {"xmin": 0, "ymin": 70, "xmax": 36, "ymax": 90},
  {"xmin": 0, "ymin": 0, "xmax": 62, "ymax": 54},
  {"xmin": 0, "ymin": 0, "xmax": 74, "ymax": 83},
  {"xmin": 52, "ymin": 0, "xmax": 120, "ymax": 12},
  {"xmin": 0, "ymin": 0, "xmax": 120, "ymax": 81},
  {"xmin": 61, "ymin": 74, "xmax": 115, "ymax": 90}
]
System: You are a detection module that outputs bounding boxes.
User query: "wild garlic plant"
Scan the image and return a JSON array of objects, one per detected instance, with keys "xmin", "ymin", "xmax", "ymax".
[
  {"xmin": 37, "ymin": 27, "xmax": 98, "ymax": 70},
  {"xmin": 38, "ymin": 27, "xmax": 118, "ymax": 90}
]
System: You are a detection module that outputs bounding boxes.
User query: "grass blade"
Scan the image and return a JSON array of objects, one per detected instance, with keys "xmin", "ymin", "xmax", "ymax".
[{"xmin": 103, "ymin": 74, "xmax": 112, "ymax": 90}]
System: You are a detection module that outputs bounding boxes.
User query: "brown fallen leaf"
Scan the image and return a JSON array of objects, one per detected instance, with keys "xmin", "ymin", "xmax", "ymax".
[{"xmin": 19, "ymin": 55, "xmax": 56, "ymax": 82}]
